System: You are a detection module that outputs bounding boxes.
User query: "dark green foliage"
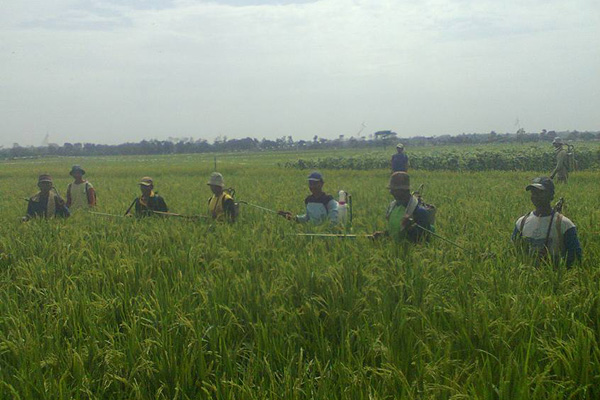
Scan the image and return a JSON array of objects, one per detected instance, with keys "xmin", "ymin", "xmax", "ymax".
[{"xmin": 284, "ymin": 147, "xmax": 600, "ymax": 171}]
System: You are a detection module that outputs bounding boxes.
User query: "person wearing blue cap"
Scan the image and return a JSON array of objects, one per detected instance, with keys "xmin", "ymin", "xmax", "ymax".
[
  {"xmin": 512, "ymin": 176, "xmax": 581, "ymax": 267},
  {"xmin": 278, "ymin": 171, "xmax": 338, "ymax": 225}
]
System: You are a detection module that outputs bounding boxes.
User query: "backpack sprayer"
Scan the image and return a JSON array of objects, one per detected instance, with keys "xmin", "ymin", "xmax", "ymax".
[
  {"xmin": 337, "ymin": 190, "xmax": 352, "ymax": 229},
  {"xmin": 566, "ymin": 144, "xmax": 576, "ymax": 171}
]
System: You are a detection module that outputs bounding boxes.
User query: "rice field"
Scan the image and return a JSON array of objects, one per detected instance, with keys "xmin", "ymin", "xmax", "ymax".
[{"xmin": 0, "ymin": 149, "xmax": 599, "ymax": 399}]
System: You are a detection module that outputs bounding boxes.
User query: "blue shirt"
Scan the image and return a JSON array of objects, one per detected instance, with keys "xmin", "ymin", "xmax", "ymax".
[
  {"xmin": 296, "ymin": 193, "xmax": 339, "ymax": 225},
  {"xmin": 391, "ymin": 152, "xmax": 408, "ymax": 172}
]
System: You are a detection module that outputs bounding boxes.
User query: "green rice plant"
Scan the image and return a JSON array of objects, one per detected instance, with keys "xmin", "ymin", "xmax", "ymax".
[{"xmin": 0, "ymin": 150, "xmax": 598, "ymax": 399}]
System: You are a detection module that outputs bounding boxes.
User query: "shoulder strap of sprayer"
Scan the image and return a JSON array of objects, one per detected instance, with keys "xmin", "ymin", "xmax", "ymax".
[
  {"xmin": 544, "ymin": 211, "xmax": 556, "ymax": 249},
  {"xmin": 519, "ymin": 212, "xmax": 531, "ymax": 237}
]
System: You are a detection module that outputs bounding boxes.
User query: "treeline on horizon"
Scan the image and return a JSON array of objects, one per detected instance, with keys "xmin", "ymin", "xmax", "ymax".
[{"xmin": 3, "ymin": 129, "xmax": 599, "ymax": 159}]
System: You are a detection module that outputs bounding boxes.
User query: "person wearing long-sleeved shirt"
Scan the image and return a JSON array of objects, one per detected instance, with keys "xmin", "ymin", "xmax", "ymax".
[
  {"xmin": 127, "ymin": 177, "xmax": 168, "ymax": 217},
  {"xmin": 372, "ymin": 172, "xmax": 433, "ymax": 243},
  {"xmin": 550, "ymin": 138, "xmax": 569, "ymax": 183},
  {"xmin": 511, "ymin": 176, "xmax": 582, "ymax": 267},
  {"xmin": 24, "ymin": 174, "xmax": 70, "ymax": 220},
  {"xmin": 278, "ymin": 171, "xmax": 338, "ymax": 225},
  {"xmin": 391, "ymin": 143, "xmax": 409, "ymax": 172}
]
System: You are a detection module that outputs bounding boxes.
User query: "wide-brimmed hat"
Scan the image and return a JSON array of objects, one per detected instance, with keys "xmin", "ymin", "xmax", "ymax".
[
  {"xmin": 139, "ymin": 177, "xmax": 154, "ymax": 186},
  {"xmin": 396, "ymin": 143, "xmax": 405, "ymax": 149},
  {"xmin": 526, "ymin": 177, "xmax": 554, "ymax": 194},
  {"xmin": 552, "ymin": 137, "xmax": 564, "ymax": 145},
  {"xmin": 207, "ymin": 172, "xmax": 225, "ymax": 187},
  {"xmin": 69, "ymin": 165, "xmax": 85, "ymax": 176},
  {"xmin": 388, "ymin": 171, "xmax": 410, "ymax": 190},
  {"xmin": 38, "ymin": 174, "xmax": 53, "ymax": 183},
  {"xmin": 307, "ymin": 171, "xmax": 324, "ymax": 182}
]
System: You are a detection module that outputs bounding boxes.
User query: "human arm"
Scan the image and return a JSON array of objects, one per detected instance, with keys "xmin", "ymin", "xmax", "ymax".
[
  {"xmin": 563, "ymin": 227, "xmax": 582, "ymax": 267},
  {"xmin": 295, "ymin": 212, "xmax": 309, "ymax": 223},
  {"xmin": 55, "ymin": 195, "xmax": 70, "ymax": 218},
  {"xmin": 327, "ymin": 199, "xmax": 338, "ymax": 225},
  {"xmin": 511, "ymin": 226, "xmax": 521, "ymax": 241},
  {"xmin": 66, "ymin": 184, "xmax": 72, "ymax": 207},
  {"xmin": 551, "ymin": 150, "xmax": 567, "ymax": 179},
  {"xmin": 87, "ymin": 186, "xmax": 96, "ymax": 207}
]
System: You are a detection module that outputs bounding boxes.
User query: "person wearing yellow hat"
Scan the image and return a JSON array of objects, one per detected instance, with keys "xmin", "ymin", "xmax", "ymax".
[
  {"xmin": 127, "ymin": 177, "xmax": 168, "ymax": 217},
  {"xmin": 207, "ymin": 172, "xmax": 235, "ymax": 222},
  {"xmin": 372, "ymin": 172, "xmax": 431, "ymax": 242},
  {"xmin": 24, "ymin": 174, "xmax": 70, "ymax": 220}
]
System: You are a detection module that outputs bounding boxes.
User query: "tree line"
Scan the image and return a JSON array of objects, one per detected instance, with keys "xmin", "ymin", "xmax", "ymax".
[{"xmin": 3, "ymin": 129, "xmax": 599, "ymax": 159}]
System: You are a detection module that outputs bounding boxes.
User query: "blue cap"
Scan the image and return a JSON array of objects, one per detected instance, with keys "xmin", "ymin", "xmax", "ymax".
[{"xmin": 307, "ymin": 171, "xmax": 323, "ymax": 182}]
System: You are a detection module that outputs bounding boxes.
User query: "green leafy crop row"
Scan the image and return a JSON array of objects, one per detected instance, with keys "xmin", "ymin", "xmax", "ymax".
[{"xmin": 283, "ymin": 147, "xmax": 600, "ymax": 171}]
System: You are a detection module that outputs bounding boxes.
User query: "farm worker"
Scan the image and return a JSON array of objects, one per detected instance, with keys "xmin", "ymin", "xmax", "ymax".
[
  {"xmin": 65, "ymin": 165, "xmax": 96, "ymax": 211},
  {"xmin": 24, "ymin": 174, "xmax": 70, "ymax": 221},
  {"xmin": 550, "ymin": 138, "xmax": 568, "ymax": 183},
  {"xmin": 511, "ymin": 177, "xmax": 581, "ymax": 267},
  {"xmin": 278, "ymin": 171, "xmax": 339, "ymax": 225},
  {"xmin": 372, "ymin": 172, "xmax": 432, "ymax": 242},
  {"xmin": 391, "ymin": 143, "xmax": 409, "ymax": 172},
  {"xmin": 127, "ymin": 177, "xmax": 168, "ymax": 217},
  {"xmin": 207, "ymin": 172, "xmax": 236, "ymax": 223}
]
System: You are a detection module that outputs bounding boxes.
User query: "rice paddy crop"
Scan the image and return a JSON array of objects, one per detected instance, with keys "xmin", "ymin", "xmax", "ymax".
[{"xmin": 0, "ymin": 150, "xmax": 599, "ymax": 399}]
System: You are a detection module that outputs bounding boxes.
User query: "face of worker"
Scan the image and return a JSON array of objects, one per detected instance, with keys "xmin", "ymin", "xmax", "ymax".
[
  {"xmin": 140, "ymin": 184, "xmax": 153, "ymax": 196},
  {"xmin": 210, "ymin": 184, "xmax": 223, "ymax": 195},
  {"xmin": 397, "ymin": 147, "xmax": 404, "ymax": 153},
  {"xmin": 390, "ymin": 187, "xmax": 411, "ymax": 203},
  {"xmin": 71, "ymin": 171, "xmax": 83, "ymax": 180},
  {"xmin": 308, "ymin": 180, "xmax": 323, "ymax": 195},
  {"xmin": 38, "ymin": 181, "xmax": 53, "ymax": 194},
  {"xmin": 530, "ymin": 188, "xmax": 552, "ymax": 208}
]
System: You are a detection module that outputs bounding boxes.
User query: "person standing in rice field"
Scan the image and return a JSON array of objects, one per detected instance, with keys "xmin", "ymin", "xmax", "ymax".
[
  {"xmin": 391, "ymin": 143, "xmax": 409, "ymax": 173},
  {"xmin": 372, "ymin": 172, "xmax": 432, "ymax": 243},
  {"xmin": 207, "ymin": 172, "xmax": 236, "ymax": 223},
  {"xmin": 127, "ymin": 177, "xmax": 168, "ymax": 217},
  {"xmin": 550, "ymin": 138, "xmax": 569, "ymax": 183},
  {"xmin": 511, "ymin": 177, "xmax": 581, "ymax": 267},
  {"xmin": 24, "ymin": 174, "xmax": 70, "ymax": 220},
  {"xmin": 278, "ymin": 171, "xmax": 338, "ymax": 225},
  {"xmin": 66, "ymin": 165, "xmax": 96, "ymax": 212}
]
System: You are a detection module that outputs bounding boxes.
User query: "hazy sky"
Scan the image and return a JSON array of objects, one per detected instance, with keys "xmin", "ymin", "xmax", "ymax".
[{"xmin": 1, "ymin": 0, "xmax": 599, "ymax": 147}]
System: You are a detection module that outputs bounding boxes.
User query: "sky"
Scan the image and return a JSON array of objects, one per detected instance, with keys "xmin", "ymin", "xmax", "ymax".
[{"xmin": 1, "ymin": 0, "xmax": 599, "ymax": 147}]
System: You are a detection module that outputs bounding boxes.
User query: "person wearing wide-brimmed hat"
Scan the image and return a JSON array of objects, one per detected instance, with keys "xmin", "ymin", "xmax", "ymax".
[
  {"xmin": 278, "ymin": 171, "xmax": 338, "ymax": 225},
  {"xmin": 372, "ymin": 172, "xmax": 431, "ymax": 243},
  {"xmin": 127, "ymin": 177, "xmax": 168, "ymax": 217},
  {"xmin": 391, "ymin": 143, "xmax": 409, "ymax": 173},
  {"xmin": 24, "ymin": 174, "xmax": 70, "ymax": 220},
  {"xmin": 512, "ymin": 177, "xmax": 581, "ymax": 267},
  {"xmin": 550, "ymin": 137, "xmax": 569, "ymax": 183},
  {"xmin": 207, "ymin": 172, "xmax": 235, "ymax": 222},
  {"xmin": 66, "ymin": 165, "xmax": 96, "ymax": 211}
]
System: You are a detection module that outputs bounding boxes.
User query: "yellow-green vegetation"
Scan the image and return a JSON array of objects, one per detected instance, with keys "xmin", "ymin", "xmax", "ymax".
[{"xmin": 0, "ymin": 150, "xmax": 599, "ymax": 399}]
